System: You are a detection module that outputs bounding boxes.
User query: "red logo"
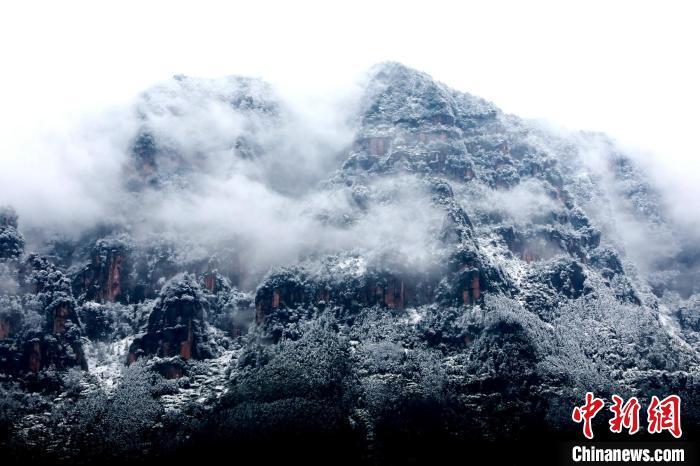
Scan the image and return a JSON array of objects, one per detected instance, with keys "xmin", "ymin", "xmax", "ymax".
[
  {"xmin": 647, "ymin": 395, "xmax": 682, "ymax": 438},
  {"xmin": 572, "ymin": 393, "xmax": 682, "ymax": 439},
  {"xmin": 572, "ymin": 392, "xmax": 605, "ymax": 439},
  {"xmin": 609, "ymin": 395, "xmax": 641, "ymax": 435}
]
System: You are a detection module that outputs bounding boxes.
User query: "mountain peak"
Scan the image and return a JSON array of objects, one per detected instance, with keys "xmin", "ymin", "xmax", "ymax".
[
  {"xmin": 2, "ymin": 62, "xmax": 699, "ymax": 464},
  {"xmin": 362, "ymin": 61, "xmax": 498, "ymax": 128}
]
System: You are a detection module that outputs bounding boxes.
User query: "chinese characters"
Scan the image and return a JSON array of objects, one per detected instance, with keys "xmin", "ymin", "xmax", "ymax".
[{"xmin": 572, "ymin": 392, "xmax": 682, "ymax": 439}]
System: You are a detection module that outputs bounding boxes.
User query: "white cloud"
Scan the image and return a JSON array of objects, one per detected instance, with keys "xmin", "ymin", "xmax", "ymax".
[{"xmin": 0, "ymin": 0, "xmax": 698, "ymax": 273}]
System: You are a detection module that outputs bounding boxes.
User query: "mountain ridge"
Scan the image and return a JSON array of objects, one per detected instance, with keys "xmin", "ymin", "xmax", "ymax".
[{"xmin": 0, "ymin": 62, "xmax": 698, "ymax": 464}]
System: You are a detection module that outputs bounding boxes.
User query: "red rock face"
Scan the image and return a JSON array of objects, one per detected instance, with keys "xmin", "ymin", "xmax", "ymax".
[
  {"xmin": 369, "ymin": 138, "xmax": 388, "ymax": 156},
  {"xmin": 203, "ymin": 273, "xmax": 216, "ymax": 292},
  {"xmin": 78, "ymin": 251, "xmax": 127, "ymax": 303},
  {"xmin": 417, "ymin": 132, "xmax": 448, "ymax": 144},
  {"xmin": 471, "ymin": 275, "xmax": 481, "ymax": 301},
  {"xmin": 179, "ymin": 322, "xmax": 193, "ymax": 361},
  {"xmin": 0, "ymin": 319, "xmax": 9, "ymax": 339},
  {"xmin": 164, "ymin": 365, "xmax": 183, "ymax": 379},
  {"xmin": 180, "ymin": 341, "xmax": 191, "ymax": 360},
  {"xmin": 382, "ymin": 278, "xmax": 405, "ymax": 309},
  {"xmin": 53, "ymin": 306, "xmax": 70, "ymax": 334},
  {"xmin": 461, "ymin": 271, "xmax": 481, "ymax": 305},
  {"xmin": 383, "ymin": 289, "xmax": 394, "ymax": 307},
  {"xmin": 104, "ymin": 254, "xmax": 123, "ymax": 302},
  {"xmin": 255, "ymin": 274, "xmax": 422, "ymax": 326},
  {"xmin": 28, "ymin": 342, "xmax": 42, "ymax": 372},
  {"xmin": 255, "ymin": 289, "xmax": 281, "ymax": 324}
]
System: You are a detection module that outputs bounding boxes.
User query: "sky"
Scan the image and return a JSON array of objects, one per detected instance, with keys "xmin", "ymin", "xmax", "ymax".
[{"xmin": 1, "ymin": 0, "xmax": 698, "ymax": 201}]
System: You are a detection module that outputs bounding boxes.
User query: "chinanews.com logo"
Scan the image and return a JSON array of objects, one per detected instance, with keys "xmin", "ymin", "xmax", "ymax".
[{"xmin": 561, "ymin": 393, "xmax": 697, "ymax": 465}]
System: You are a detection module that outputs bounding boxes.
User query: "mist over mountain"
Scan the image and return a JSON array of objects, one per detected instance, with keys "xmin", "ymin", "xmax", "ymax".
[{"xmin": 1, "ymin": 62, "xmax": 699, "ymax": 464}]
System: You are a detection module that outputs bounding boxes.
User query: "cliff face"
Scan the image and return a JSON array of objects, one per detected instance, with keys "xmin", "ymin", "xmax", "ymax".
[
  {"xmin": 0, "ymin": 250, "xmax": 86, "ymax": 379},
  {"xmin": 74, "ymin": 238, "xmax": 130, "ymax": 303},
  {"xmin": 1, "ymin": 63, "xmax": 699, "ymax": 463},
  {"xmin": 128, "ymin": 273, "xmax": 214, "ymax": 373}
]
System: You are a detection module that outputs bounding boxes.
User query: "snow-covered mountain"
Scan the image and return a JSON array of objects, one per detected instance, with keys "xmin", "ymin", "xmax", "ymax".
[{"xmin": 1, "ymin": 62, "xmax": 698, "ymax": 464}]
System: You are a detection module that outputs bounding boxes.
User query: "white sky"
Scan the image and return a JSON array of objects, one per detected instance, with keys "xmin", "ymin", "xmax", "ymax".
[{"xmin": 1, "ymin": 0, "xmax": 698, "ymax": 194}]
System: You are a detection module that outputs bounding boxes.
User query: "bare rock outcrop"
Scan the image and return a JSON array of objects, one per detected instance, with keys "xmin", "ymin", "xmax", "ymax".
[{"xmin": 128, "ymin": 274, "xmax": 214, "ymax": 370}]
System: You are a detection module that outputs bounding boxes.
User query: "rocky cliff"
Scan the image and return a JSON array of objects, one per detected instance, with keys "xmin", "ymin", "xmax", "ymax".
[{"xmin": 0, "ymin": 63, "xmax": 698, "ymax": 464}]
